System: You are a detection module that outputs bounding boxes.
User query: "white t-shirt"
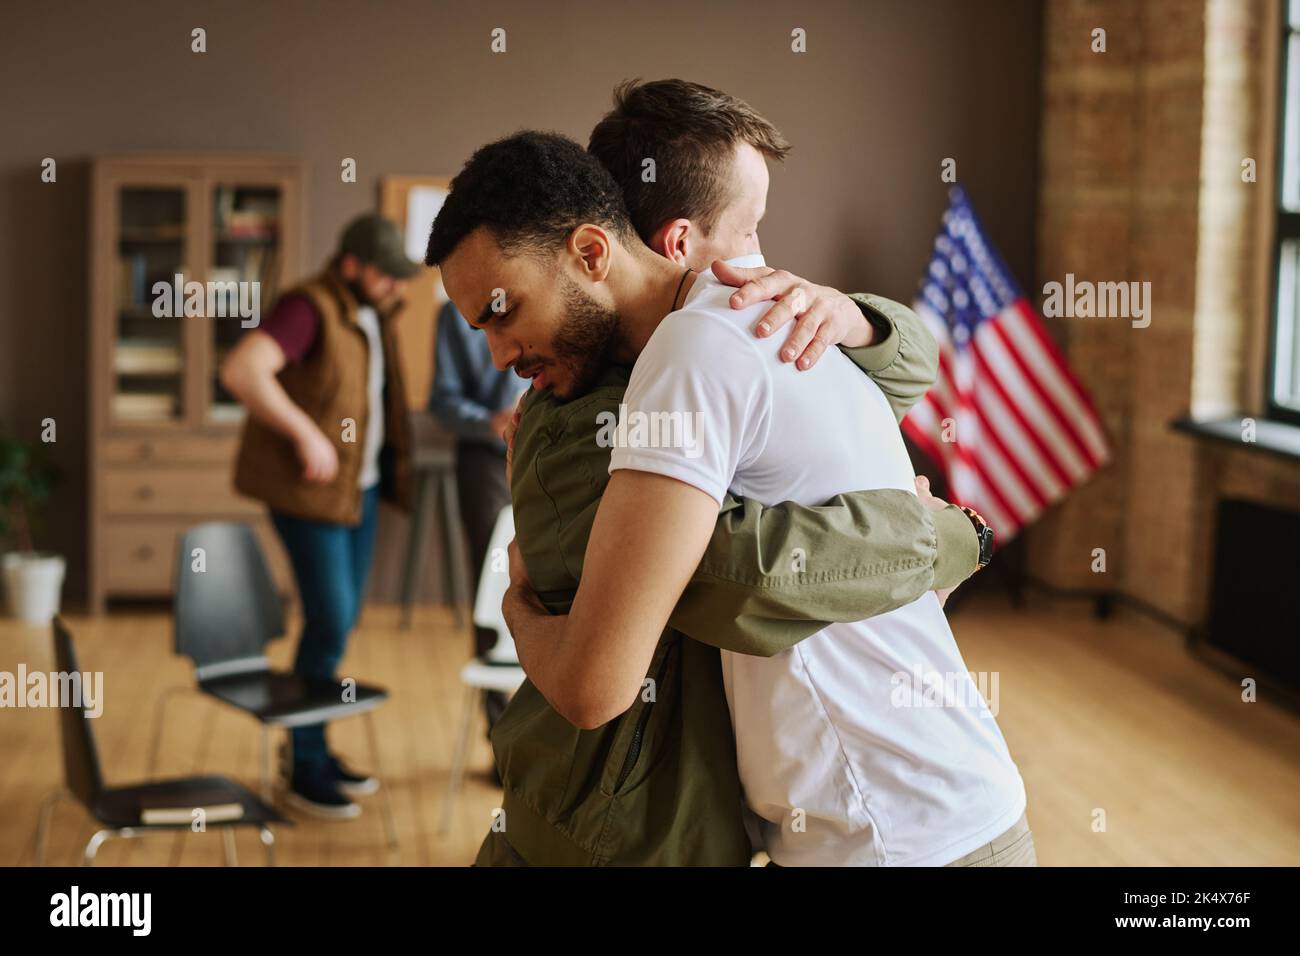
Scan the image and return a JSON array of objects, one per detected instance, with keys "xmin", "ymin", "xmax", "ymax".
[
  {"xmin": 608, "ymin": 256, "xmax": 1026, "ymax": 866},
  {"xmin": 355, "ymin": 306, "xmax": 385, "ymax": 491}
]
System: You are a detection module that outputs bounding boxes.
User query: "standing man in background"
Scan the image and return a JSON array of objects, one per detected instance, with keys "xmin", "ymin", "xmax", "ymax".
[
  {"xmin": 220, "ymin": 214, "xmax": 419, "ymax": 819},
  {"xmin": 429, "ymin": 299, "xmax": 520, "ymax": 736}
]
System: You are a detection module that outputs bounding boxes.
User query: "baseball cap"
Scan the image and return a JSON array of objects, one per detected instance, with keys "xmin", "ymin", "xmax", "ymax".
[{"xmin": 338, "ymin": 214, "xmax": 422, "ymax": 278}]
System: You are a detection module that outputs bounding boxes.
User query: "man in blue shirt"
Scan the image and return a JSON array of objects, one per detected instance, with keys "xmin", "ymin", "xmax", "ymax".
[{"xmin": 429, "ymin": 299, "xmax": 522, "ymax": 733}]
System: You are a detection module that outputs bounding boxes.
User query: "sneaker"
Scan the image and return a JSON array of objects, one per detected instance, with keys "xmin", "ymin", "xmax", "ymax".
[
  {"xmin": 327, "ymin": 755, "xmax": 379, "ymax": 798},
  {"xmin": 279, "ymin": 743, "xmax": 378, "ymax": 796},
  {"xmin": 284, "ymin": 766, "xmax": 362, "ymax": 820}
]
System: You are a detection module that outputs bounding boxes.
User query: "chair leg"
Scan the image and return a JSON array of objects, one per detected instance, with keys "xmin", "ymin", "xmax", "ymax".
[
  {"xmin": 167, "ymin": 829, "xmax": 185, "ymax": 868},
  {"xmin": 438, "ymin": 685, "xmax": 480, "ymax": 835},
  {"xmin": 363, "ymin": 711, "xmax": 399, "ymax": 863},
  {"xmin": 439, "ymin": 471, "xmax": 469, "ymax": 631},
  {"xmin": 401, "ymin": 470, "xmax": 437, "ymax": 630},
  {"xmin": 259, "ymin": 826, "xmax": 276, "ymax": 867},
  {"xmin": 32, "ymin": 788, "xmax": 72, "ymax": 866},
  {"xmin": 222, "ymin": 826, "xmax": 238, "ymax": 867},
  {"xmin": 145, "ymin": 686, "xmax": 192, "ymax": 778},
  {"xmin": 83, "ymin": 828, "xmax": 114, "ymax": 866},
  {"xmin": 260, "ymin": 726, "xmax": 274, "ymax": 804}
]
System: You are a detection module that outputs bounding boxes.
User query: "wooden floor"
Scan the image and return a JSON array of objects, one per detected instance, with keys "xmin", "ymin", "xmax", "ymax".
[{"xmin": 3, "ymin": 594, "xmax": 1299, "ymax": 866}]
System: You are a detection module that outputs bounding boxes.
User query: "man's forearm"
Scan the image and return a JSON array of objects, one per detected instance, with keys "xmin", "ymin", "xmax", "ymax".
[
  {"xmin": 668, "ymin": 489, "xmax": 979, "ymax": 657},
  {"xmin": 502, "ymin": 584, "xmax": 589, "ymax": 726},
  {"xmin": 226, "ymin": 367, "xmax": 320, "ymax": 445}
]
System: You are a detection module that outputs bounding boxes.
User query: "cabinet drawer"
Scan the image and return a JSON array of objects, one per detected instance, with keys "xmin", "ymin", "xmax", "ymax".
[
  {"xmin": 101, "ymin": 522, "xmax": 184, "ymax": 593},
  {"xmin": 103, "ymin": 434, "xmax": 240, "ymax": 466},
  {"xmin": 102, "ymin": 519, "xmax": 294, "ymax": 595},
  {"xmin": 102, "ymin": 466, "xmax": 258, "ymax": 516}
]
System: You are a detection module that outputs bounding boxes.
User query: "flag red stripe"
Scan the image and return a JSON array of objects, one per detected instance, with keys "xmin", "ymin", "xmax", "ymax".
[
  {"xmin": 929, "ymin": 349, "xmax": 1054, "ymax": 513},
  {"xmin": 1002, "ymin": 301, "xmax": 1111, "ymax": 463},
  {"xmin": 926, "ymin": 348, "xmax": 1041, "ymax": 523},
  {"xmin": 930, "ymin": 343, "xmax": 1050, "ymax": 509},
  {"xmin": 916, "ymin": 387, "xmax": 1028, "ymax": 527},
  {"xmin": 969, "ymin": 341, "xmax": 1074, "ymax": 495},
  {"xmin": 986, "ymin": 316, "xmax": 1101, "ymax": 472},
  {"xmin": 1012, "ymin": 298, "xmax": 1108, "ymax": 425},
  {"xmin": 903, "ymin": 408, "xmax": 1024, "ymax": 537},
  {"xmin": 964, "ymin": 384, "xmax": 1054, "ymax": 511}
]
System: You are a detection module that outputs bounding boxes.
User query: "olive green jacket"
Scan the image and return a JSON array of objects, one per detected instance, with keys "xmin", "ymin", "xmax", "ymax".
[{"xmin": 477, "ymin": 294, "xmax": 979, "ymax": 866}]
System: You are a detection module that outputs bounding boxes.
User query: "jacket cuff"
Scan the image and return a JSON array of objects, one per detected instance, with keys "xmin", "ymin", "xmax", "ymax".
[
  {"xmin": 839, "ymin": 293, "xmax": 901, "ymax": 372},
  {"xmin": 930, "ymin": 504, "xmax": 980, "ymax": 590}
]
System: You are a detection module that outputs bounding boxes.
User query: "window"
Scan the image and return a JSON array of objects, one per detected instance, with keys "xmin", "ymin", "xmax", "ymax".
[{"xmin": 1270, "ymin": 0, "xmax": 1300, "ymax": 423}]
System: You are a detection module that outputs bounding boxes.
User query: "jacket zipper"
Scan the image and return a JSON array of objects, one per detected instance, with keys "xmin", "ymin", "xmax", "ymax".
[{"xmin": 613, "ymin": 640, "xmax": 675, "ymax": 792}]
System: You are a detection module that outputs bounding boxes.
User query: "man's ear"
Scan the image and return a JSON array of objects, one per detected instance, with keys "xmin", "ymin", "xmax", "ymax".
[
  {"xmin": 338, "ymin": 253, "xmax": 360, "ymax": 280},
  {"xmin": 567, "ymin": 224, "xmax": 614, "ymax": 283},
  {"xmin": 648, "ymin": 219, "xmax": 691, "ymax": 266}
]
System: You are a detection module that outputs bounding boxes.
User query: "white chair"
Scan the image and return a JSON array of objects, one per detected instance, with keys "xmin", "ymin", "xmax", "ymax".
[{"xmin": 439, "ymin": 505, "xmax": 525, "ymax": 834}]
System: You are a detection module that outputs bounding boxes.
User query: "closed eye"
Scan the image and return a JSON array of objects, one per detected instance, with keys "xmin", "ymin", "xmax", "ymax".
[{"xmin": 471, "ymin": 305, "xmax": 512, "ymax": 330}]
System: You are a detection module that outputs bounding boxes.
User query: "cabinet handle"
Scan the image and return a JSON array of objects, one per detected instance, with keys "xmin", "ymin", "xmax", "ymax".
[
  {"xmin": 135, "ymin": 485, "xmax": 154, "ymax": 501},
  {"xmin": 137, "ymin": 442, "xmax": 154, "ymax": 460},
  {"xmin": 135, "ymin": 545, "xmax": 154, "ymax": 561}
]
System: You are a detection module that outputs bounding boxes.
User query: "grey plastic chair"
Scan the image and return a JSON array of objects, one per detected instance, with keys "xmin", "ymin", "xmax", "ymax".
[{"xmin": 146, "ymin": 521, "xmax": 398, "ymax": 860}]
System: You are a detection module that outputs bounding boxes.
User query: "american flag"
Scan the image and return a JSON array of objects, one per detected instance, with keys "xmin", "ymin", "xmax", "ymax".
[{"xmin": 902, "ymin": 187, "xmax": 1110, "ymax": 541}]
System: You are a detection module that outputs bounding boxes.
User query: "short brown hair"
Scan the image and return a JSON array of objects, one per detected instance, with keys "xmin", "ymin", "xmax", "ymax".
[{"xmin": 587, "ymin": 78, "xmax": 790, "ymax": 242}]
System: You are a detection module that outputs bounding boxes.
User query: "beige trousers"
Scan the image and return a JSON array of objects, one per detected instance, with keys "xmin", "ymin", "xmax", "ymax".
[{"xmin": 944, "ymin": 812, "xmax": 1038, "ymax": 866}]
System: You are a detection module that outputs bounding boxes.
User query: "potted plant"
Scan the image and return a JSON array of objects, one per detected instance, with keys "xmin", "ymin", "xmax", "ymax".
[{"xmin": 0, "ymin": 427, "xmax": 63, "ymax": 623}]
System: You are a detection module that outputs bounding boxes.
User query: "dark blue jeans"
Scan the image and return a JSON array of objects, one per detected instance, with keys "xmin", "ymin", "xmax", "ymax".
[{"xmin": 271, "ymin": 485, "xmax": 380, "ymax": 774}]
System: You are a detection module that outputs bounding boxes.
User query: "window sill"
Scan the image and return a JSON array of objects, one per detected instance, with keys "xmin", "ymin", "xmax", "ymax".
[{"xmin": 1171, "ymin": 416, "xmax": 1300, "ymax": 463}]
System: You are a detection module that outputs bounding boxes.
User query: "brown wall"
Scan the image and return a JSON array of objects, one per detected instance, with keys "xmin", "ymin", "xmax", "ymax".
[
  {"xmin": 1030, "ymin": 0, "xmax": 1300, "ymax": 628},
  {"xmin": 1029, "ymin": 0, "xmax": 1205, "ymax": 614},
  {"xmin": 0, "ymin": 0, "xmax": 1043, "ymax": 604}
]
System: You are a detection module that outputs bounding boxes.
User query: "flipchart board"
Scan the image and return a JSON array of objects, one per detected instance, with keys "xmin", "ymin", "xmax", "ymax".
[{"xmin": 378, "ymin": 175, "xmax": 452, "ymax": 409}]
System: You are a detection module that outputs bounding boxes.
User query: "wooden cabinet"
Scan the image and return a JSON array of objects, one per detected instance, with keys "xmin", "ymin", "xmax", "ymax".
[{"xmin": 88, "ymin": 155, "xmax": 306, "ymax": 611}]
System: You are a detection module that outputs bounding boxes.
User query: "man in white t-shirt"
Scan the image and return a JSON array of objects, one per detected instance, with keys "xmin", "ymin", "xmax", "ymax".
[
  {"xmin": 612, "ymin": 263, "xmax": 1026, "ymax": 865},
  {"xmin": 427, "ymin": 127, "xmax": 1030, "ymax": 866}
]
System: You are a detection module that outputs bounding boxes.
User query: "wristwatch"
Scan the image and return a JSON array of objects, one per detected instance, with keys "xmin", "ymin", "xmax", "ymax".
[{"xmin": 956, "ymin": 505, "xmax": 994, "ymax": 571}]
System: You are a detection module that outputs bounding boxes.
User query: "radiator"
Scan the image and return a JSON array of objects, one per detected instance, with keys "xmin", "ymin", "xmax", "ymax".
[{"xmin": 1204, "ymin": 498, "xmax": 1300, "ymax": 694}]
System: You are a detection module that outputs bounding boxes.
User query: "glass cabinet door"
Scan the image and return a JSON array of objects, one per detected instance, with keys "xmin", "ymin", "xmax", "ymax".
[
  {"xmin": 208, "ymin": 183, "xmax": 284, "ymax": 423},
  {"xmin": 113, "ymin": 186, "xmax": 188, "ymax": 424}
]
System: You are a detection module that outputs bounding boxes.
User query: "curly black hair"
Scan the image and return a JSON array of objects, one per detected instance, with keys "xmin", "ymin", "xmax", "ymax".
[{"xmin": 424, "ymin": 131, "xmax": 636, "ymax": 265}]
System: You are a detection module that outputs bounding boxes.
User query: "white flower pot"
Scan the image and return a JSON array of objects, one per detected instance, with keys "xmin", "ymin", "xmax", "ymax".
[{"xmin": 2, "ymin": 552, "xmax": 66, "ymax": 624}]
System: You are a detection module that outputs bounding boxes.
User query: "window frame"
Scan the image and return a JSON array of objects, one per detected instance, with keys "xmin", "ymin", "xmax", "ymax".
[{"xmin": 1268, "ymin": 0, "xmax": 1300, "ymax": 426}]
